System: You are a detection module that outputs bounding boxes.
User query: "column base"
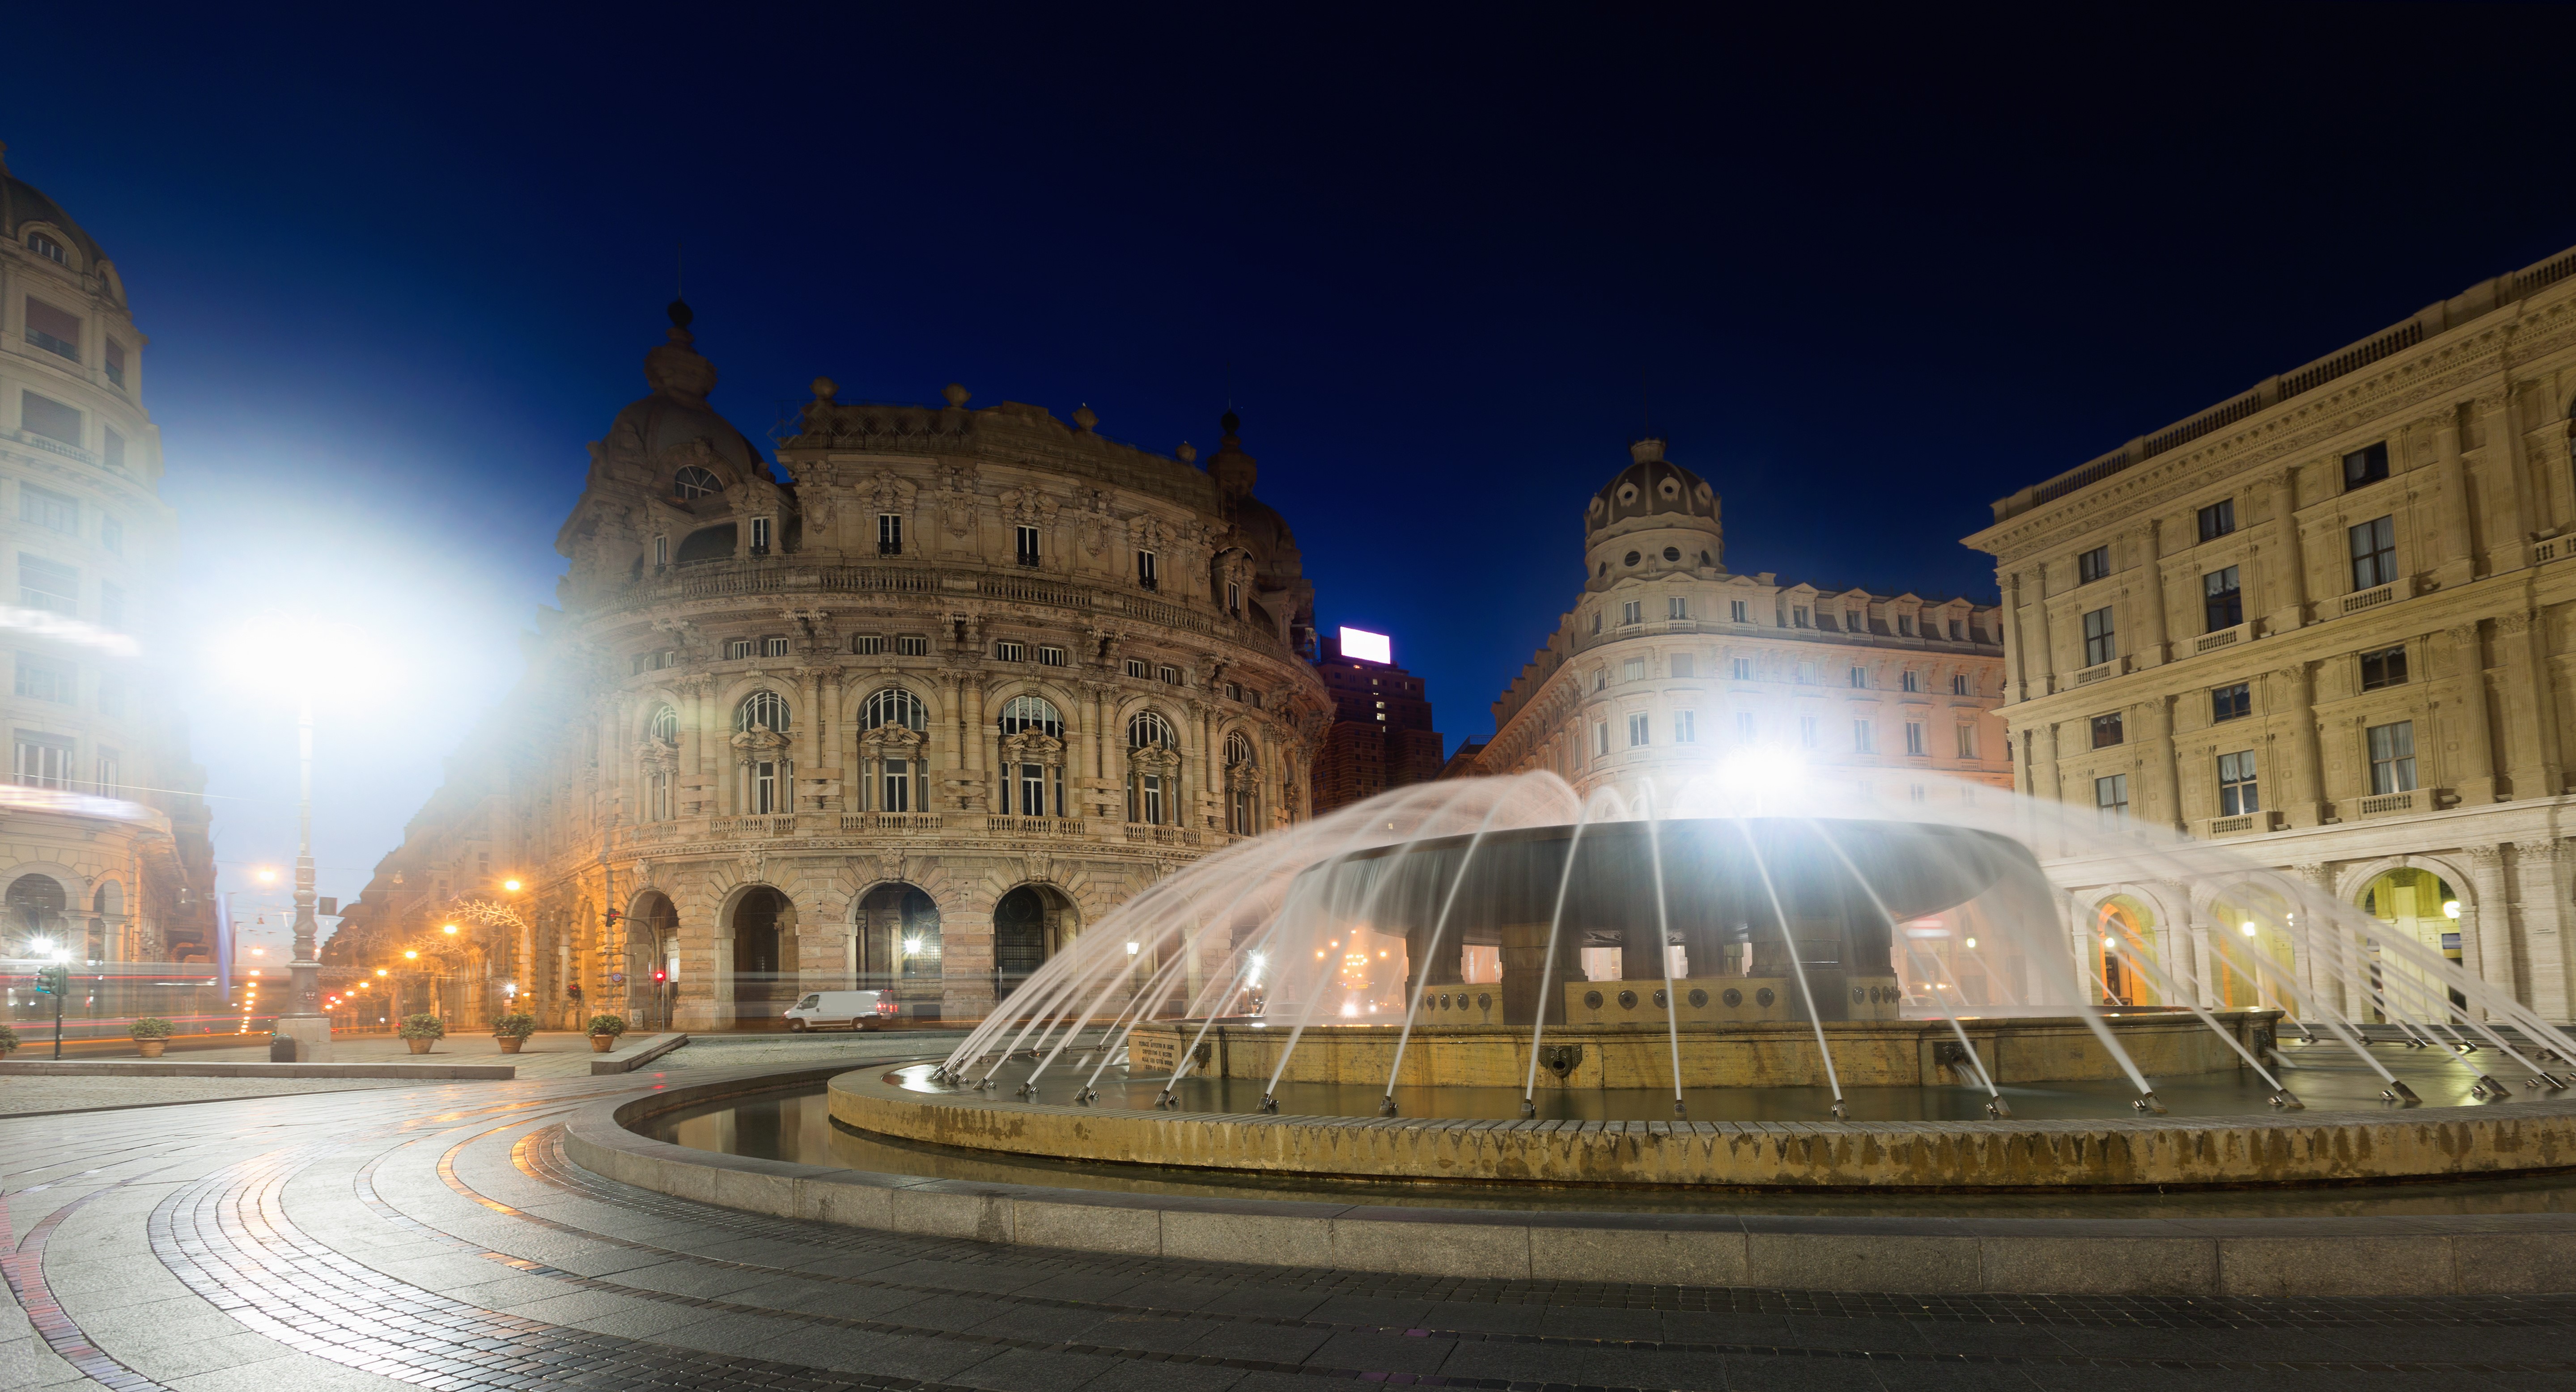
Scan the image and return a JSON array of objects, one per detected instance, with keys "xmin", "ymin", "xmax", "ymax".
[{"xmin": 275, "ymin": 1015, "xmax": 333, "ymax": 1063}]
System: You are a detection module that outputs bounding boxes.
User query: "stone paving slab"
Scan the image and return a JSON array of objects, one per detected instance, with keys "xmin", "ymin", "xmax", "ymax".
[{"xmin": 0, "ymin": 1074, "xmax": 416, "ymax": 1115}]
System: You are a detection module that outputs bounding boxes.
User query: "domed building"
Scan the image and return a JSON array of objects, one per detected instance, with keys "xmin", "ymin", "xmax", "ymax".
[
  {"xmin": 334, "ymin": 305, "xmax": 1330, "ymax": 1028},
  {"xmin": 0, "ymin": 148, "xmax": 217, "ymax": 967},
  {"xmin": 1466, "ymin": 438, "xmax": 2014, "ymax": 799}
]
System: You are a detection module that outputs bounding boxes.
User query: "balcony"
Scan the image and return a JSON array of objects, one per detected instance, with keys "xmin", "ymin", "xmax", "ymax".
[
  {"xmin": 2356, "ymin": 791, "xmax": 2419, "ymax": 817},
  {"xmin": 2203, "ymin": 811, "xmax": 2278, "ymax": 837},
  {"xmin": 2338, "ymin": 575, "xmax": 2413, "ymax": 618},
  {"xmin": 2072, "ymin": 656, "xmax": 2127, "ymax": 686},
  {"xmin": 2191, "ymin": 620, "xmax": 2256, "ymax": 657}
]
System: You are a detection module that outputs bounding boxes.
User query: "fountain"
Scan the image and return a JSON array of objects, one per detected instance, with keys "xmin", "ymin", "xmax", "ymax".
[{"xmin": 800, "ymin": 759, "xmax": 2576, "ymax": 1190}]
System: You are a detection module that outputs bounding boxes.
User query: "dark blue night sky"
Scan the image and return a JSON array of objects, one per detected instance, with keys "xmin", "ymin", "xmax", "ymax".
[{"xmin": 12, "ymin": 6, "xmax": 2576, "ymax": 912}]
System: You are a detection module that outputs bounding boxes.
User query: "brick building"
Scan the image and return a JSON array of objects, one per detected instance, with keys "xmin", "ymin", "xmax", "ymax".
[{"xmin": 1310, "ymin": 630, "xmax": 1446, "ymax": 812}]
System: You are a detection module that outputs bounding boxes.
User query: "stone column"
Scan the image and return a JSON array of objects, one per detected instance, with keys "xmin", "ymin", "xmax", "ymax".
[
  {"xmin": 2266, "ymin": 469, "xmax": 2306, "ymax": 633},
  {"xmin": 2029, "ymin": 563, "xmax": 2058, "ymax": 694},
  {"xmin": 939, "ymin": 673, "xmax": 967, "ymax": 809},
  {"xmin": 2134, "ymin": 522, "xmax": 2168, "ymax": 665},
  {"xmin": 794, "ymin": 667, "xmax": 822, "ymax": 810},
  {"xmin": 941, "ymin": 905, "xmax": 996, "ymax": 1022},
  {"xmin": 2466, "ymin": 845, "xmax": 2517, "ymax": 1015},
  {"xmin": 2488, "ymin": 395, "xmax": 2534, "ymax": 555},
  {"xmin": 2186, "ymin": 911, "xmax": 2219, "ymax": 1009},
  {"xmin": 2278, "ymin": 663, "xmax": 2325, "ymax": 828},
  {"xmin": 2003, "ymin": 571, "xmax": 2030, "ymax": 700},
  {"xmin": 2142, "ymin": 695, "xmax": 2182, "ymax": 831},
  {"xmin": 2497, "ymin": 610, "xmax": 2564, "ymax": 799},
  {"xmin": 679, "ymin": 680, "xmax": 707, "ymax": 817},
  {"xmin": 2442, "ymin": 622, "xmax": 2499, "ymax": 806},
  {"xmin": 2434, "ymin": 419, "xmax": 2476, "ymax": 584},
  {"xmin": 2293, "ymin": 861, "xmax": 2338, "ymax": 1021},
  {"xmin": 2514, "ymin": 840, "xmax": 2573, "ymax": 1024}
]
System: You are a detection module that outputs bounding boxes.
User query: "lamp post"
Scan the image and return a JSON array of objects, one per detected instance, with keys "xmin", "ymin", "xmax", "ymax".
[{"xmin": 274, "ymin": 693, "xmax": 332, "ymax": 1061}]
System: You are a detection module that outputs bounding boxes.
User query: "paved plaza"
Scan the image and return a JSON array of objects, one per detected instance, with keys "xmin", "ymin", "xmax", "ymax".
[{"xmin": 4, "ymin": 1034, "xmax": 2572, "ymax": 1392}]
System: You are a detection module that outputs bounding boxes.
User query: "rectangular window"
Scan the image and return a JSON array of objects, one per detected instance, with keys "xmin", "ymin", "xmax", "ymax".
[
  {"xmin": 1853, "ymin": 719, "xmax": 1875, "ymax": 753},
  {"xmin": 1730, "ymin": 599, "xmax": 1748, "ymax": 623},
  {"xmin": 1628, "ymin": 713, "xmax": 1650, "ymax": 747},
  {"xmin": 1591, "ymin": 668, "xmax": 1606, "ymax": 692},
  {"xmin": 2343, "ymin": 441, "xmax": 2390, "ymax": 491},
  {"xmin": 2082, "ymin": 607, "xmax": 2116, "ymax": 666},
  {"xmin": 2211, "ymin": 681, "xmax": 2251, "ymax": 722},
  {"xmin": 2359, "ymin": 643, "xmax": 2408, "ymax": 691},
  {"xmin": 94, "ymin": 749, "xmax": 119, "ymax": 796},
  {"xmin": 1670, "ymin": 653, "xmax": 1693, "ymax": 678},
  {"xmin": 2091, "ymin": 711, "xmax": 2125, "ymax": 748},
  {"xmin": 2077, "ymin": 546, "xmax": 2110, "ymax": 583},
  {"xmin": 1675, "ymin": 710, "xmax": 1697, "ymax": 743},
  {"xmin": 104, "ymin": 429, "xmax": 124, "ymax": 471},
  {"xmin": 1590, "ymin": 611, "xmax": 1602, "ymax": 635},
  {"xmin": 1731, "ymin": 657, "xmax": 1753, "ymax": 680},
  {"xmin": 2095, "ymin": 773, "xmax": 2130, "ymax": 825},
  {"xmin": 1849, "ymin": 666, "xmax": 1866, "ymax": 688},
  {"xmin": 19, "ymin": 392, "xmax": 80, "ymax": 446},
  {"xmin": 1621, "ymin": 600, "xmax": 1642, "ymax": 626},
  {"xmin": 1136, "ymin": 550, "xmax": 1159, "ymax": 590},
  {"xmin": 994, "ymin": 641, "xmax": 1025, "ymax": 662},
  {"xmin": 1125, "ymin": 658, "xmax": 1149, "ymax": 679},
  {"xmin": 1792, "ymin": 605, "xmax": 1810, "ymax": 628},
  {"xmin": 761, "ymin": 636, "xmax": 789, "ymax": 657},
  {"xmin": 652, "ymin": 534, "xmax": 668, "ymax": 567},
  {"xmin": 1904, "ymin": 721, "xmax": 1925, "ymax": 755},
  {"xmin": 20, "ymin": 484, "xmax": 76, "ymax": 533},
  {"xmin": 1846, "ymin": 609, "xmax": 1864, "ymax": 633},
  {"xmin": 2368, "ymin": 720, "xmax": 2417, "ymax": 794},
  {"xmin": 2198, "ymin": 498, "xmax": 2236, "ymax": 542},
  {"xmin": 100, "ymin": 515, "xmax": 122, "ymax": 555},
  {"xmin": 750, "ymin": 517, "xmax": 772, "ymax": 553},
  {"xmin": 13, "ymin": 733, "xmax": 71, "ymax": 788},
  {"xmin": 1897, "ymin": 614, "xmax": 1915, "ymax": 637},
  {"xmin": 1668, "ymin": 597, "xmax": 1686, "ymax": 620},
  {"xmin": 2203, "ymin": 566, "xmax": 2242, "ymax": 633},
  {"xmin": 1621, "ymin": 656, "xmax": 1646, "ymax": 681},
  {"xmin": 2349, "ymin": 515, "xmax": 2397, "ymax": 590},
  {"xmin": 724, "ymin": 639, "xmax": 753, "ymax": 660},
  {"xmin": 103, "ymin": 338, "xmax": 126, "ymax": 389},
  {"xmin": 749, "ymin": 757, "xmax": 781, "ymax": 813},
  {"xmin": 878, "ymin": 513, "xmax": 902, "ymax": 555},
  {"xmin": 1956, "ymin": 724, "xmax": 1977, "ymax": 759},
  {"xmin": 19, "ymin": 557, "xmax": 75, "ymax": 615},
  {"xmin": 1948, "ymin": 619, "xmax": 1963, "ymax": 640},
  {"xmin": 1018, "ymin": 762, "xmax": 1048, "ymax": 817},
  {"xmin": 895, "ymin": 635, "xmax": 929, "ymax": 656},
  {"xmin": 2217, "ymin": 750, "xmax": 2260, "ymax": 817},
  {"xmin": 852, "ymin": 634, "xmax": 883, "ymax": 655},
  {"xmin": 880, "ymin": 758, "xmax": 912, "ymax": 812},
  {"xmin": 1140, "ymin": 772, "xmax": 1166, "ymax": 824},
  {"xmin": 1158, "ymin": 664, "xmax": 1182, "ymax": 685},
  {"xmin": 1737, "ymin": 711, "xmax": 1757, "ymax": 740},
  {"xmin": 1594, "ymin": 721, "xmax": 1609, "ymax": 756},
  {"xmin": 1952, "ymin": 673, "xmax": 1970, "ymax": 695},
  {"xmin": 14, "ymin": 657, "xmax": 71, "ymax": 703},
  {"xmin": 99, "ymin": 583, "xmax": 123, "ymax": 630},
  {"xmin": 1226, "ymin": 580, "xmax": 1242, "ymax": 616},
  {"xmin": 1901, "ymin": 670, "xmax": 1920, "ymax": 693},
  {"xmin": 23, "ymin": 297, "xmax": 79, "ymax": 361},
  {"xmin": 1015, "ymin": 525, "xmax": 1041, "ymax": 567},
  {"xmin": 1038, "ymin": 645, "xmax": 1066, "ymax": 667}
]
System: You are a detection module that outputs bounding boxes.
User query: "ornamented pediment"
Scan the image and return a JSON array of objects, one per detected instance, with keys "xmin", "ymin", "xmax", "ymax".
[
  {"xmin": 861, "ymin": 724, "xmax": 926, "ymax": 755},
  {"xmin": 1002, "ymin": 730, "xmax": 1065, "ymax": 766},
  {"xmin": 1128, "ymin": 744, "xmax": 1181, "ymax": 775},
  {"xmin": 730, "ymin": 724, "xmax": 790, "ymax": 763},
  {"xmin": 635, "ymin": 737, "xmax": 679, "ymax": 772}
]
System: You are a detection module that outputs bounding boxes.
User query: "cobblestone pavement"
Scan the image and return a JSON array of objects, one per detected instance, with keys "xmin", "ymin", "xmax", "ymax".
[
  {"xmin": 0, "ymin": 1075, "xmax": 418, "ymax": 1117},
  {"xmin": 4, "ymin": 1040, "xmax": 2572, "ymax": 1391}
]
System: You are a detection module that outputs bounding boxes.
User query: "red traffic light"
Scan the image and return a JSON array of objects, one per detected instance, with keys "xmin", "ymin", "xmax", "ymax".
[{"xmin": 652, "ymin": 970, "xmax": 666, "ymax": 982}]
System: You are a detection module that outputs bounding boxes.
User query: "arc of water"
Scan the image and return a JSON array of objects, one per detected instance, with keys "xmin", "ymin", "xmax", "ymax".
[
  {"xmin": 2101, "ymin": 938, "xmax": 2296, "ymax": 1103},
  {"xmin": 1520, "ymin": 789, "xmax": 1618, "ymax": 1111},
  {"xmin": 942, "ymin": 875, "xmax": 1185, "ymax": 1073},
  {"xmin": 2226, "ymin": 942, "xmax": 2402, "ymax": 1087},
  {"xmin": 1639, "ymin": 782, "xmax": 1686, "ymax": 1117},
  {"xmin": 1728, "ymin": 817, "xmax": 1847, "ymax": 1116},
  {"xmin": 1040, "ymin": 942, "xmax": 1200, "ymax": 1092},
  {"xmin": 2374, "ymin": 961, "xmax": 2556, "ymax": 1092},
  {"xmin": 970, "ymin": 937, "xmax": 1134, "ymax": 1082},
  {"xmin": 1378, "ymin": 798, "xmax": 1516, "ymax": 1111},
  {"xmin": 1810, "ymin": 822, "xmax": 2000, "ymax": 1106},
  {"xmin": 2330, "ymin": 890, "xmax": 2576, "ymax": 1079}
]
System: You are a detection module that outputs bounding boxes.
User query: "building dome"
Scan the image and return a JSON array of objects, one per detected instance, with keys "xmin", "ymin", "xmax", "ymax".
[
  {"xmin": 1582, "ymin": 438, "xmax": 1722, "ymax": 583},
  {"xmin": 599, "ymin": 300, "xmax": 767, "ymax": 485},
  {"xmin": 2, "ymin": 161, "xmax": 110, "ymax": 272}
]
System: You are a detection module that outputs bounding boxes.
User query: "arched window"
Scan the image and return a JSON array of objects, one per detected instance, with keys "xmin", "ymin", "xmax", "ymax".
[
  {"xmin": 998, "ymin": 695, "xmax": 1062, "ymax": 738},
  {"xmin": 1128, "ymin": 710, "xmax": 1175, "ymax": 750},
  {"xmin": 673, "ymin": 465, "xmax": 721, "ymax": 499},
  {"xmin": 26, "ymin": 232, "xmax": 65, "ymax": 265},
  {"xmin": 647, "ymin": 706, "xmax": 679, "ymax": 742},
  {"xmin": 1223, "ymin": 732, "xmax": 1259, "ymax": 836},
  {"xmin": 675, "ymin": 523, "xmax": 735, "ymax": 564},
  {"xmin": 1224, "ymin": 731, "xmax": 1255, "ymax": 767},
  {"xmin": 737, "ymin": 690, "xmax": 790, "ymax": 732},
  {"xmin": 863, "ymin": 687, "xmax": 925, "ymax": 731},
  {"xmin": 7, "ymin": 873, "xmax": 66, "ymax": 953}
]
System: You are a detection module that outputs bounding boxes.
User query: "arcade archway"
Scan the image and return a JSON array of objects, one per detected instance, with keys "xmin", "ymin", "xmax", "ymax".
[{"xmin": 730, "ymin": 886, "xmax": 794, "ymax": 1023}]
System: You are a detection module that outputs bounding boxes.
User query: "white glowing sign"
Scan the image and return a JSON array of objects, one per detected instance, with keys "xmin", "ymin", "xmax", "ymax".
[{"xmin": 1338, "ymin": 626, "xmax": 1391, "ymax": 664}]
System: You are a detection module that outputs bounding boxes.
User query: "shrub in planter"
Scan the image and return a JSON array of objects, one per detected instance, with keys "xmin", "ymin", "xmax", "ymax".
[
  {"xmin": 491, "ymin": 1013, "xmax": 537, "ymax": 1053},
  {"xmin": 131, "ymin": 1016, "xmax": 174, "ymax": 1058},
  {"xmin": 398, "ymin": 1013, "xmax": 445, "ymax": 1054},
  {"xmin": 585, "ymin": 1014, "xmax": 628, "ymax": 1053},
  {"xmin": 0, "ymin": 1022, "xmax": 18, "ymax": 1054}
]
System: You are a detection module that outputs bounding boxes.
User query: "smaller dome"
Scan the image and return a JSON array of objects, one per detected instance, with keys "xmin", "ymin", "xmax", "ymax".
[
  {"xmin": 1586, "ymin": 439, "xmax": 1717, "ymax": 539},
  {"xmin": 3, "ymin": 163, "xmax": 110, "ymax": 271},
  {"xmin": 604, "ymin": 300, "xmax": 766, "ymax": 482}
]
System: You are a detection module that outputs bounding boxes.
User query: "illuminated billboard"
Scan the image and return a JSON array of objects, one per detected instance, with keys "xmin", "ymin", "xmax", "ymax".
[{"xmin": 1338, "ymin": 626, "xmax": 1392, "ymax": 664}]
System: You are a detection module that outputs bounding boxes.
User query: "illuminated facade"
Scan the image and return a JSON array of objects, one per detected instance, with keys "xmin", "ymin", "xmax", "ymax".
[
  {"xmin": 334, "ymin": 305, "xmax": 1328, "ymax": 1027},
  {"xmin": 1966, "ymin": 239, "xmax": 2576, "ymax": 1024},
  {"xmin": 1467, "ymin": 439, "xmax": 2012, "ymax": 802},
  {"xmin": 0, "ymin": 148, "xmax": 216, "ymax": 967}
]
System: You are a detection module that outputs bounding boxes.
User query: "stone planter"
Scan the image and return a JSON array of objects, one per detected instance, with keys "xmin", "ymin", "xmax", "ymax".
[
  {"xmin": 136, "ymin": 1039, "xmax": 166, "ymax": 1058},
  {"xmin": 497, "ymin": 1036, "xmax": 524, "ymax": 1054},
  {"xmin": 589, "ymin": 1034, "xmax": 619, "ymax": 1053},
  {"xmin": 406, "ymin": 1038, "xmax": 434, "ymax": 1055}
]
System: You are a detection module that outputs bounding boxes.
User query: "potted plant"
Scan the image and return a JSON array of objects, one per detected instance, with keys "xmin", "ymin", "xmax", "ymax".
[
  {"xmin": 0, "ymin": 1023, "xmax": 19, "ymax": 1056},
  {"xmin": 491, "ymin": 1013, "xmax": 537, "ymax": 1054},
  {"xmin": 398, "ymin": 1013, "xmax": 446, "ymax": 1054},
  {"xmin": 131, "ymin": 1016, "xmax": 173, "ymax": 1058},
  {"xmin": 586, "ymin": 1014, "xmax": 628, "ymax": 1053}
]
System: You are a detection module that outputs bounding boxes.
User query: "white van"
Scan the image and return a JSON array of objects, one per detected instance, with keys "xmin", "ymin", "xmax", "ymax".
[{"xmin": 784, "ymin": 990, "xmax": 898, "ymax": 1032}]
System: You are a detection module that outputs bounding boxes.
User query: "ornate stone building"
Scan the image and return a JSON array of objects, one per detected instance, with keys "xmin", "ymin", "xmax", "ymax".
[
  {"xmin": 1965, "ymin": 240, "xmax": 2576, "ymax": 1024},
  {"xmin": 1466, "ymin": 439, "xmax": 2012, "ymax": 799},
  {"xmin": 333, "ymin": 304, "xmax": 1328, "ymax": 1028},
  {"xmin": 0, "ymin": 147, "xmax": 216, "ymax": 967}
]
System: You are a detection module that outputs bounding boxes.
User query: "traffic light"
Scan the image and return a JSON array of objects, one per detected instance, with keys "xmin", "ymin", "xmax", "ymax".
[
  {"xmin": 32, "ymin": 964, "xmax": 67, "ymax": 996},
  {"xmin": 604, "ymin": 907, "xmax": 622, "ymax": 929},
  {"xmin": 652, "ymin": 969, "xmax": 666, "ymax": 983}
]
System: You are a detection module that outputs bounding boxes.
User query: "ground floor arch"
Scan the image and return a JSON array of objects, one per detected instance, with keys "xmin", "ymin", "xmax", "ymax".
[
  {"xmin": 727, "ymin": 885, "xmax": 796, "ymax": 1024},
  {"xmin": 2352, "ymin": 864, "xmax": 2463, "ymax": 1023},
  {"xmin": 991, "ymin": 882, "xmax": 1082, "ymax": 996},
  {"xmin": 855, "ymin": 882, "xmax": 942, "ymax": 1019},
  {"xmin": 2089, "ymin": 893, "xmax": 2162, "ymax": 1007}
]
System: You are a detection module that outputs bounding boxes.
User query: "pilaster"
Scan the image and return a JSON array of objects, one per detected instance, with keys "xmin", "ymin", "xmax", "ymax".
[{"xmin": 2465, "ymin": 844, "xmax": 2516, "ymax": 1017}]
